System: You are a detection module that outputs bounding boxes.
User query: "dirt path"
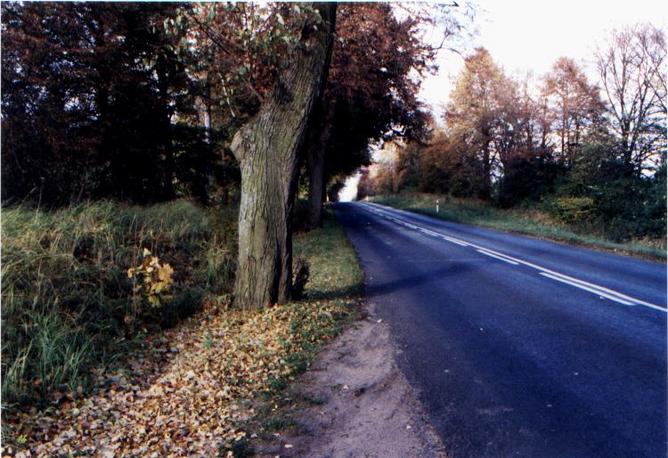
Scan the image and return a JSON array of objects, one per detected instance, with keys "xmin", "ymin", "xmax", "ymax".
[{"xmin": 257, "ymin": 301, "xmax": 447, "ymax": 457}]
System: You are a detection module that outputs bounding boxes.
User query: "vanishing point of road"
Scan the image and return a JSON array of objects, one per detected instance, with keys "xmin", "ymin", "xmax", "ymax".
[{"xmin": 335, "ymin": 201, "xmax": 667, "ymax": 458}]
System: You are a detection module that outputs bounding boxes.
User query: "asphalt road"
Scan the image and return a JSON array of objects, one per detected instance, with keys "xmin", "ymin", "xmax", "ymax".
[{"xmin": 334, "ymin": 201, "xmax": 667, "ymax": 458}]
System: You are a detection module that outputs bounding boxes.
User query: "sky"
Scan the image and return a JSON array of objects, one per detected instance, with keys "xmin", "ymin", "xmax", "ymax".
[
  {"xmin": 340, "ymin": 0, "xmax": 667, "ymax": 202},
  {"xmin": 420, "ymin": 0, "xmax": 668, "ymax": 119}
]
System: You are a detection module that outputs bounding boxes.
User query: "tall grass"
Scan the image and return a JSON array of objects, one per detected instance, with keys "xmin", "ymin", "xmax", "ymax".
[
  {"xmin": 1, "ymin": 200, "xmax": 237, "ymax": 406},
  {"xmin": 372, "ymin": 193, "xmax": 666, "ymax": 259}
]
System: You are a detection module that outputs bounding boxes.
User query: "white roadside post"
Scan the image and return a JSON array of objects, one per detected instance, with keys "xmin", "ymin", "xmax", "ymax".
[{"xmin": 436, "ymin": 199, "xmax": 440, "ymax": 215}]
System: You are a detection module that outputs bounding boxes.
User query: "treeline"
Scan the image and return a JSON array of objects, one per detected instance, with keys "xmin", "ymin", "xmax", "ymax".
[
  {"xmin": 2, "ymin": 2, "xmax": 458, "ymax": 403},
  {"xmin": 1, "ymin": 4, "xmax": 216, "ymax": 205},
  {"xmin": 1, "ymin": 2, "xmax": 435, "ymax": 210},
  {"xmin": 362, "ymin": 25, "xmax": 667, "ymax": 241}
]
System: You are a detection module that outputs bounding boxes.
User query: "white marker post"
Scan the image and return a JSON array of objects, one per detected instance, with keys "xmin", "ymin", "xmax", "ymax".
[{"xmin": 436, "ymin": 199, "xmax": 440, "ymax": 214}]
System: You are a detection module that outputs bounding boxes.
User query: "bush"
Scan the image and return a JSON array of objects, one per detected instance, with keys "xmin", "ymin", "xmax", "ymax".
[
  {"xmin": 497, "ymin": 156, "xmax": 566, "ymax": 207},
  {"xmin": 1, "ymin": 200, "xmax": 236, "ymax": 406},
  {"xmin": 555, "ymin": 144, "xmax": 667, "ymax": 241},
  {"xmin": 291, "ymin": 257, "xmax": 310, "ymax": 300},
  {"xmin": 546, "ymin": 196, "xmax": 596, "ymax": 225}
]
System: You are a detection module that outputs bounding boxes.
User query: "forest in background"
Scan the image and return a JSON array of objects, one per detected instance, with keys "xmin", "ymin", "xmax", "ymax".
[
  {"xmin": 361, "ymin": 25, "xmax": 666, "ymax": 244},
  {"xmin": 2, "ymin": 1, "xmax": 458, "ymax": 313}
]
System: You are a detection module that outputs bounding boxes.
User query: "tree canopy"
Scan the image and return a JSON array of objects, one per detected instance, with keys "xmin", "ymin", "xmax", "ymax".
[
  {"xmin": 364, "ymin": 25, "xmax": 666, "ymax": 240},
  {"xmin": 1, "ymin": 2, "xmax": 444, "ymax": 211}
]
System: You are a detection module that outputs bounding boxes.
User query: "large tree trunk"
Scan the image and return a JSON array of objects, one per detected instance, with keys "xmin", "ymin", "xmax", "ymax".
[
  {"xmin": 307, "ymin": 144, "xmax": 326, "ymax": 227},
  {"xmin": 306, "ymin": 102, "xmax": 334, "ymax": 228},
  {"xmin": 230, "ymin": 3, "xmax": 336, "ymax": 310}
]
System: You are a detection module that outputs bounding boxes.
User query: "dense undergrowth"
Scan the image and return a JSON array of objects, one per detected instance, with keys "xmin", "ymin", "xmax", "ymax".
[
  {"xmin": 1, "ymin": 200, "xmax": 238, "ymax": 408},
  {"xmin": 2, "ymin": 208, "xmax": 363, "ymax": 456},
  {"xmin": 372, "ymin": 193, "xmax": 666, "ymax": 259}
]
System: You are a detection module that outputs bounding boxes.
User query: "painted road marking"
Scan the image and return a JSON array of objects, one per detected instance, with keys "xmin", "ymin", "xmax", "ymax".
[
  {"xmin": 442, "ymin": 235, "xmax": 469, "ymax": 247},
  {"xmin": 477, "ymin": 249, "xmax": 520, "ymax": 265},
  {"xmin": 476, "ymin": 247, "xmax": 522, "ymax": 264},
  {"xmin": 539, "ymin": 272, "xmax": 635, "ymax": 306},
  {"xmin": 359, "ymin": 202, "xmax": 667, "ymax": 313}
]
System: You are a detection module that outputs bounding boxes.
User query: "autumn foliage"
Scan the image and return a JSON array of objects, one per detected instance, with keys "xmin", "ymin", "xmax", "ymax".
[{"xmin": 363, "ymin": 27, "xmax": 666, "ymax": 241}]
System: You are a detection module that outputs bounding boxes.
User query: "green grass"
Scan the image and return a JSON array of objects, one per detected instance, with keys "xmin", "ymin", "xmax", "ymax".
[
  {"xmin": 264, "ymin": 209, "xmax": 363, "ymax": 392},
  {"xmin": 1, "ymin": 200, "xmax": 364, "ymax": 454},
  {"xmin": 371, "ymin": 193, "xmax": 666, "ymax": 259},
  {"xmin": 262, "ymin": 415, "xmax": 298, "ymax": 432},
  {"xmin": 1, "ymin": 200, "xmax": 237, "ymax": 407},
  {"xmin": 294, "ymin": 209, "xmax": 364, "ymax": 300}
]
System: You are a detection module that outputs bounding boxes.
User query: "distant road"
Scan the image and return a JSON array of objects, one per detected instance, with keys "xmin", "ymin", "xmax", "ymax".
[{"xmin": 335, "ymin": 201, "xmax": 667, "ymax": 458}]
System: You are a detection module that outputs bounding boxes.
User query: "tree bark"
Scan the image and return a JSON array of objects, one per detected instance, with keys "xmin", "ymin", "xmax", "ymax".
[
  {"xmin": 307, "ymin": 144, "xmax": 326, "ymax": 227},
  {"xmin": 306, "ymin": 102, "xmax": 334, "ymax": 228},
  {"xmin": 481, "ymin": 127, "xmax": 492, "ymax": 200},
  {"xmin": 230, "ymin": 3, "xmax": 336, "ymax": 310},
  {"xmin": 156, "ymin": 55, "xmax": 175, "ymax": 201}
]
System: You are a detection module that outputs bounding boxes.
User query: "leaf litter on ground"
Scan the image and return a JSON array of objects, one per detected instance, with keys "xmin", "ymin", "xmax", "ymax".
[
  {"xmin": 3, "ymin": 297, "xmax": 357, "ymax": 457},
  {"xmin": 3, "ymin": 210, "xmax": 363, "ymax": 457}
]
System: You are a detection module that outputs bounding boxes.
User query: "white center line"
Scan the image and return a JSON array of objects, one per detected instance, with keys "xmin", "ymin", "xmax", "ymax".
[
  {"xmin": 539, "ymin": 272, "xmax": 635, "ymax": 306},
  {"xmin": 477, "ymin": 249, "xmax": 520, "ymax": 265}
]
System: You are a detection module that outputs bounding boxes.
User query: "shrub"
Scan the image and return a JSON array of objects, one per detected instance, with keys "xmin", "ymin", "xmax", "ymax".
[
  {"xmin": 556, "ymin": 144, "xmax": 667, "ymax": 241},
  {"xmin": 546, "ymin": 196, "xmax": 596, "ymax": 225},
  {"xmin": 291, "ymin": 257, "xmax": 310, "ymax": 300},
  {"xmin": 1, "ymin": 200, "xmax": 236, "ymax": 406},
  {"xmin": 497, "ymin": 156, "xmax": 566, "ymax": 207}
]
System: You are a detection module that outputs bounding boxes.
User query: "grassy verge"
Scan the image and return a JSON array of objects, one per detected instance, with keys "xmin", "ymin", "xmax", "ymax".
[
  {"xmin": 371, "ymin": 193, "xmax": 666, "ymax": 260},
  {"xmin": 1, "ymin": 200, "xmax": 237, "ymax": 408},
  {"xmin": 2, "ymin": 207, "xmax": 363, "ymax": 456},
  {"xmin": 280, "ymin": 207, "xmax": 364, "ymax": 378},
  {"xmin": 234, "ymin": 208, "xmax": 364, "ymax": 454}
]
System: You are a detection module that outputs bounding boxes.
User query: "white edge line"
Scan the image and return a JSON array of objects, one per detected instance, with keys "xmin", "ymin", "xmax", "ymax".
[
  {"xmin": 477, "ymin": 247, "xmax": 520, "ymax": 263},
  {"xmin": 514, "ymin": 260, "xmax": 666, "ymax": 312},
  {"xmin": 442, "ymin": 236, "xmax": 469, "ymax": 247}
]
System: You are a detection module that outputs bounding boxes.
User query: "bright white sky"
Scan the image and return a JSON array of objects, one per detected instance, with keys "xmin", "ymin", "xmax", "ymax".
[{"xmin": 420, "ymin": 0, "xmax": 668, "ymax": 119}]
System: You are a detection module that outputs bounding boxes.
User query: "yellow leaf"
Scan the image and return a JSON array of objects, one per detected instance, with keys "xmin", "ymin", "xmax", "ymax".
[{"xmin": 158, "ymin": 263, "xmax": 174, "ymax": 282}]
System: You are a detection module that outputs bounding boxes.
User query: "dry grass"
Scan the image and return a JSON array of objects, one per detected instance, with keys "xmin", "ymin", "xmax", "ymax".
[
  {"xmin": 1, "ymin": 200, "xmax": 237, "ymax": 408},
  {"xmin": 372, "ymin": 193, "xmax": 666, "ymax": 259},
  {"xmin": 2, "ymin": 208, "xmax": 363, "ymax": 456}
]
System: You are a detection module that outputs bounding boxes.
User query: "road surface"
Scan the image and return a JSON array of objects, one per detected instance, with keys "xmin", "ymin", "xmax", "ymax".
[{"xmin": 334, "ymin": 201, "xmax": 667, "ymax": 458}]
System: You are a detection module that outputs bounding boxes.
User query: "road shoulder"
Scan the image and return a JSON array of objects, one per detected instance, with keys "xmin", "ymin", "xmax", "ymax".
[
  {"xmin": 371, "ymin": 194, "xmax": 666, "ymax": 260},
  {"xmin": 254, "ymin": 301, "xmax": 447, "ymax": 457}
]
